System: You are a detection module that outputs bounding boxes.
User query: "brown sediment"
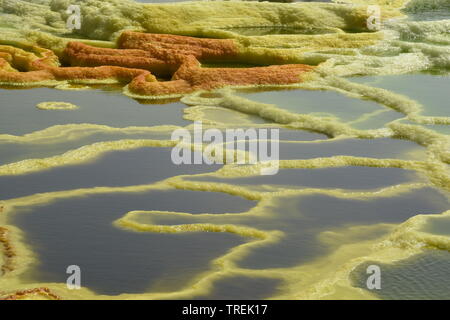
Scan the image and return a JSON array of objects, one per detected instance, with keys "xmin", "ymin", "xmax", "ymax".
[
  {"xmin": 0, "ymin": 227, "xmax": 15, "ymax": 275},
  {"xmin": 0, "ymin": 287, "xmax": 61, "ymax": 300},
  {"xmin": 0, "ymin": 32, "xmax": 314, "ymax": 96}
]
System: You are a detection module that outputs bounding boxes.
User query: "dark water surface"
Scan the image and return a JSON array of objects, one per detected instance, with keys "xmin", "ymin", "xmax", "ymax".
[
  {"xmin": 351, "ymin": 250, "xmax": 450, "ymax": 299},
  {"xmin": 238, "ymin": 187, "xmax": 449, "ymax": 269},
  {"xmin": 13, "ymin": 189, "xmax": 255, "ymax": 295},
  {"xmin": 190, "ymin": 166, "xmax": 425, "ymax": 190},
  {"xmin": 0, "ymin": 87, "xmax": 189, "ymax": 135},
  {"xmin": 0, "ymin": 147, "xmax": 222, "ymax": 200}
]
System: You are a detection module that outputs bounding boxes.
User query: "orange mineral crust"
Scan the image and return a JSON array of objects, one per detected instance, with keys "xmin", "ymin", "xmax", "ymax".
[
  {"xmin": 0, "ymin": 287, "xmax": 61, "ymax": 300},
  {"xmin": 0, "ymin": 32, "xmax": 314, "ymax": 96},
  {"xmin": 118, "ymin": 31, "xmax": 239, "ymax": 62}
]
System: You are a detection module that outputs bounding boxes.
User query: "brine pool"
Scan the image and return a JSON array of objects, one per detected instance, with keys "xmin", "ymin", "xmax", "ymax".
[{"xmin": 0, "ymin": 71, "xmax": 448, "ymax": 299}]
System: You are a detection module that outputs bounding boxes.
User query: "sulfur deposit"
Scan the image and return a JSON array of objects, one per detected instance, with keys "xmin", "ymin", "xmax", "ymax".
[{"xmin": 0, "ymin": 0, "xmax": 449, "ymax": 300}]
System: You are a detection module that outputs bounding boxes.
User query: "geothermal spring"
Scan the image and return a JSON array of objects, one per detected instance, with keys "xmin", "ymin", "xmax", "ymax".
[{"xmin": 0, "ymin": 0, "xmax": 449, "ymax": 300}]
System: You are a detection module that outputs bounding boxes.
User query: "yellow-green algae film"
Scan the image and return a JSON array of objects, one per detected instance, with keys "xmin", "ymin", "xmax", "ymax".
[{"xmin": 0, "ymin": 0, "xmax": 449, "ymax": 300}]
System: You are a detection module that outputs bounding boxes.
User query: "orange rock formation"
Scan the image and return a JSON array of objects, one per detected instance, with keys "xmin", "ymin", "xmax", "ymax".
[{"xmin": 0, "ymin": 32, "xmax": 314, "ymax": 96}]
